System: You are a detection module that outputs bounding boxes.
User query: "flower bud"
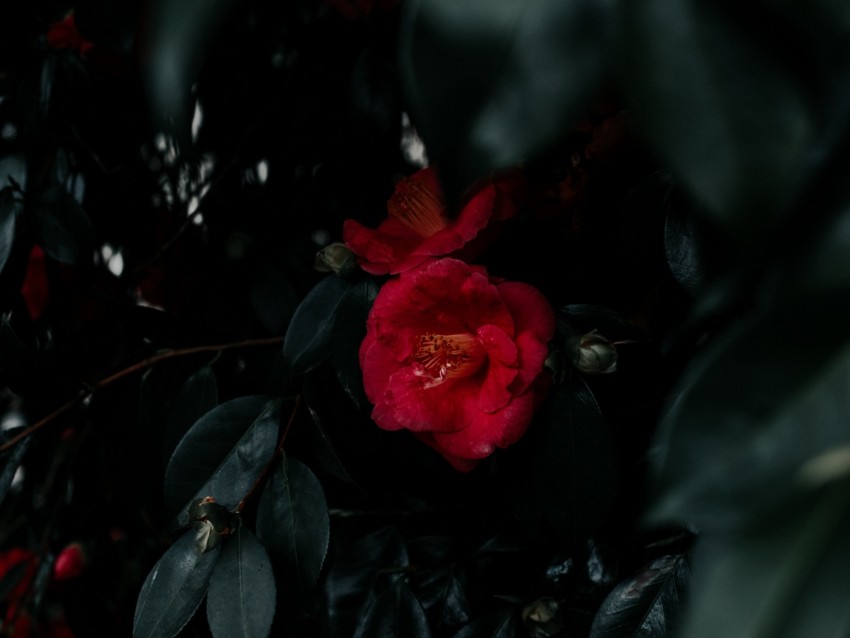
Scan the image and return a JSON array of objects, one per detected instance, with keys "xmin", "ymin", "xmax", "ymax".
[
  {"xmin": 53, "ymin": 542, "xmax": 86, "ymax": 581},
  {"xmin": 521, "ymin": 597, "xmax": 563, "ymax": 638},
  {"xmin": 314, "ymin": 242, "xmax": 357, "ymax": 278},
  {"xmin": 188, "ymin": 496, "xmax": 235, "ymax": 552},
  {"xmin": 569, "ymin": 330, "xmax": 617, "ymax": 374}
]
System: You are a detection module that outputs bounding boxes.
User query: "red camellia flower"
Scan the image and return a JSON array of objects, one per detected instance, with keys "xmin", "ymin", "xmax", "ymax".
[
  {"xmin": 343, "ymin": 167, "xmax": 521, "ymax": 275},
  {"xmin": 46, "ymin": 12, "xmax": 94, "ymax": 55},
  {"xmin": 360, "ymin": 258, "xmax": 555, "ymax": 471}
]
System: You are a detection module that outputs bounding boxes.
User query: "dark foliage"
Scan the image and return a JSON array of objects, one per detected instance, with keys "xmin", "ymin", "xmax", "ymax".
[{"xmin": 1, "ymin": 1, "xmax": 849, "ymax": 637}]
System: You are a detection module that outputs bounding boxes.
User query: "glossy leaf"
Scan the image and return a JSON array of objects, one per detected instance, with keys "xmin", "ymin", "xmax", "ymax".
[
  {"xmin": 415, "ymin": 568, "xmax": 470, "ymax": 631},
  {"xmin": 0, "ymin": 188, "xmax": 18, "ymax": 276},
  {"xmin": 133, "ymin": 529, "xmax": 222, "ymax": 638},
  {"xmin": 590, "ymin": 554, "xmax": 689, "ymax": 638},
  {"xmin": 0, "ymin": 429, "xmax": 29, "ymax": 508},
  {"xmin": 400, "ymin": 0, "xmax": 614, "ymax": 199},
  {"xmin": 35, "ymin": 186, "xmax": 94, "ymax": 265},
  {"xmin": 256, "ymin": 456, "xmax": 329, "ymax": 603},
  {"xmin": 164, "ymin": 396, "xmax": 282, "ymax": 526},
  {"xmin": 353, "ymin": 574, "xmax": 432, "ymax": 638},
  {"xmin": 678, "ymin": 481, "xmax": 850, "ymax": 638},
  {"xmin": 207, "ymin": 524, "xmax": 276, "ymax": 638},
  {"xmin": 322, "ymin": 526, "xmax": 409, "ymax": 638},
  {"xmin": 282, "ymin": 275, "xmax": 353, "ymax": 377},
  {"xmin": 619, "ymin": 0, "xmax": 844, "ymax": 240},
  {"xmin": 648, "ymin": 294, "xmax": 850, "ymax": 532}
]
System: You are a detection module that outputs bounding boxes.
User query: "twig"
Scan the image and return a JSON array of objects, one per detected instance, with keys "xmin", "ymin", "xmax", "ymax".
[
  {"xmin": 0, "ymin": 336, "xmax": 284, "ymax": 454},
  {"xmin": 235, "ymin": 394, "xmax": 302, "ymax": 513}
]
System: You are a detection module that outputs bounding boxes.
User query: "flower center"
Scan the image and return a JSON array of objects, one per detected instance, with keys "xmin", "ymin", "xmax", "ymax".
[
  {"xmin": 413, "ymin": 332, "xmax": 486, "ymax": 384},
  {"xmin": 388, "ymin": 178, "xmax": 448, "ymax": 237}
]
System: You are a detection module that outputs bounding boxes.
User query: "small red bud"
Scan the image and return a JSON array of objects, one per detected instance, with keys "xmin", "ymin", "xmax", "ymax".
[{"xmin": 53, "ymin": 542, "xmax": 86, "ymax": 581}]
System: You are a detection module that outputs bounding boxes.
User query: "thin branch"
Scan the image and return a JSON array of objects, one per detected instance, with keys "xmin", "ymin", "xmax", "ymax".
[
  {"xmin": 0, "ymin": 336, "xmax": 284, "ymax": 454},
  {"xmin": 235, "ymin": 394, "xmax": 302, "ymax": 513}
]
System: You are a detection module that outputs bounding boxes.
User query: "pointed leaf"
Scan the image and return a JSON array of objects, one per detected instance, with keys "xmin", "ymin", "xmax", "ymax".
[
  {"xmin": 133, "ymin": 529, "xmax": 222, "ymax": 638},
  {"xmin": 35, "ymin": 186, "xmax": 94, "ymax": 265},
  {"xmin": 283, "ymin": 275, "xmax": 353, "ymax": 377},
  {"xmin": 590, "ymin": 554, "xmax": 689, "ymax": 638},
  {"xmin": 207, "ymin": 524, "xmax": 276, "ymax": 638},
  {"xmin": 400, "ymin": 0, "xmax": 614, "ymax": 199},
  {"xmin": 256, "ymin": 456, "xmax": 329, "ymax": 603},
  {"xmin": 415, "ymin": 568, "xmax": 470, "ymax": 631},
  {"xmin": 165, "ymin": 396, "xmax": 283, "ymax": 526}
]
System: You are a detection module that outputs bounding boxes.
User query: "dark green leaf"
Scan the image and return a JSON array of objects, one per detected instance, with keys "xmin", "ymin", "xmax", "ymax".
[
  {"xmin": 400, "ymin": 0, "xmax": 614, "ymax": 199},
  {"xmin": 590, "ymin": 554, "xmax": 689, "ymax": 638},
  {"xmin": 648, "ymin": 294, "xmax": 850, "ymax": 532},
  {"xmin": 306, "ymin": 408, "xmax": 356, "ymax": 485},
  {"xmin": 0, "ymin": 188, "xmax": 19, "ymax": 275},
  {"xmin": 330, "ymin": 278, "xmax": 379, "ymax": 410},
  {"xmin": 678, "ymin": 481, "xmax": 850, "ymax": 638},
  {"xmin": 207, "ymin": 523, "xmax": 276, "ymax": 638},
  {"xmin": 35, "ymin": 187, "xmax": 94, "ymax": 265},
  {"xmin": 353, "ymin": 574, "xmax": 432, "ymax": 638},
  {"xmin": 322, "ymin": 526, "xmax": 409, "ymax": 638},
  {"xmin": 0, "ymin": 155, "xmax": 27, "ymax": 191},
  {"xmin": 164, "ymin": 396, "xmax": 282, "ymax": 526},
  {"xmin": 619, "ymin": 1, "xmax": 844, "ymax": 240},
  {"xmin": 0, "ymin": 429, "xmax": 29, "ymax": 508},
  {"xmin": 256, "ymin": 456, "xmax": 329, "ymax": 604},
  {"xmin": 415, "ymin": 568, "xmax": 470, "ymax": 631},
  {"xmin": 510, "ymin": 374, "xmax": 618, "ymax": 542},
  {"xmin": 133, "ymin": 529, "xmax": 221, "ymax": 638},
  {"xmin": 162, "ymin": 366, "xmax": 218, "ymax": 464},
  {"xmin": 282, "ymin": 275, "xmax": 353, "ymax": 377}
]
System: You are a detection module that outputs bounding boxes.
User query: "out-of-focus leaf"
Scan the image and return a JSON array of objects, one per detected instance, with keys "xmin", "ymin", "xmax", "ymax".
[
  {"xmin": 322, "ymin": 526, "xmax": 409, "ymax": 638},
  {"xmin": 164, "ymin": 396, "xmax": 282, "ymax": 526},
  {"xmin": 162, "ymin": 366, "xmax": 218, "ymax": 464},
  {"xmin": 678, "ymin": 481, "xmax": 850, "ymax": 638},
  {"xmin": 143, "ymin": 0, "xmax": 238, "ymax": 147},
  {"xmin": 353, "ymin": 574, "xmax": 432, "ymax": 638},
  {"xmin": 510, "ymin": 374, "xmax": 618, "ymax": 543},
  {"xmin": 256, "ymin": 456, "xmax": 329, "ymax": 604},
  {"xmin": 0, "ymin": 428, "xmax": 29, "ymax": 508},
  {"xmin": 0, "ymin": 155, "xmax": 27, "ymax": 192},
  {"xmin": 619, "ymin": 1, "xmax": 850, "ymax": 241},
  {"xmin": 282, "ymin": 275, "xmax": 353, "ymax": 377},
  {"xmin": 35, "ymin": 186, "xmax": 94, "ymax": 265},
  {"xmin": 0, "ymin": 188, "xmax": 19, "ymax": 275},
  {"xmin": 400, "ymin": 0, "xmax": 614, "ymax": 200},
  {"xmin": 648, "ymin": 294, "xmax": 850, "ymax": 532},
  {"xmin": 330, "ymin": 278, "xmax": 379, "ymax": 410},
  {"xmin": 207, "ymin": 523, "xmax": 276, "ymax": 638},
  {"xmin": 589, "ymin": 554, "xmax": 689, "ymax": 638},
  {"xmin": 133, "ymin": 529, "xmax": 221, "ymax": 638},
  {"xmin": 0, "ymin": 560, "xmax": 29, "ymax": 602}
]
